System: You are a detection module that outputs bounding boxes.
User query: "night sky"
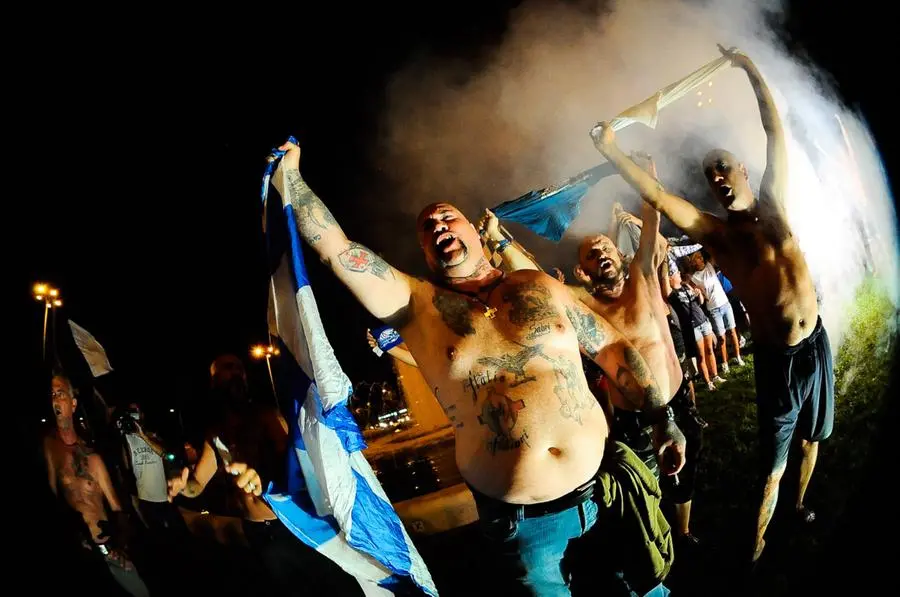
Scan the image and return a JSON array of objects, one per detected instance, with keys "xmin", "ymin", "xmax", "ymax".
[{"xmin": 16, "ymin": 1, "xmax": 898, "ymax": 428}]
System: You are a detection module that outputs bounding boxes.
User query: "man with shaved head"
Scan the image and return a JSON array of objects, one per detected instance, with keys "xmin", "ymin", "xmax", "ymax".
[
  {"xmin": 270, "ymin": 140, "xmax": 685, "ymax": 595},
  {"xmin": 592, "ymin": 45, "xmax": 834, "ymax": 563}
]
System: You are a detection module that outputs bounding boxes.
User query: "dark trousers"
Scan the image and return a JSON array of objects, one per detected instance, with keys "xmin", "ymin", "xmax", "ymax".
[{"xmin": 242, "ymin": 519, "xmax": 363, "ymax": 596}]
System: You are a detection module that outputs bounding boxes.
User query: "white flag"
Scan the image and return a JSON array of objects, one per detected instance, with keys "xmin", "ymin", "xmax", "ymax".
[{"xmin": 68, "ymin": 320, "xmax": 113, "ymax": 377}]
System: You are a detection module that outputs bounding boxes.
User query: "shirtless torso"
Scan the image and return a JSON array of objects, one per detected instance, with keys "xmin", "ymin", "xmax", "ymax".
[
  {"xmin": 269, "ymin": 144, "xmax": 683, "ymax": 503},
  {"xmin": 574, "ymin": 263, "xmax": 683, "ymax": 411},
  {"xmin": 45, "ymin": 433, "xmax": 117, "ymax": 542},
  {"xmin": 706, "ymin": 216, "xmax": 818, "ymax": 347},
  {"xmin": 400, "ymin": 269, "xmax": 610, "ymax": 503}
]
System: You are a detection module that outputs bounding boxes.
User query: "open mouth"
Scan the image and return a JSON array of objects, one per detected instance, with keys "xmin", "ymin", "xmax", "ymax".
[
  {"xmin": 720, "ymin": 185, "xmax": 734, "ymax": 198},
  {"xmin": 53, "ymin": 406, "xmax": 62, "ymax": 416},
  {"xmin": 599, "ymin": 257, "xmax": 614, "ymax": 270},
  {"xmin": 434, "ymin": 232, "xmax": 459, "ymax": 253}
]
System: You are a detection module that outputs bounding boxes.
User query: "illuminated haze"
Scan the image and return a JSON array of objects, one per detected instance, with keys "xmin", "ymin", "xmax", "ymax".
[{"xmin": 374, "ymin": 0, "xmax": 898, "ymax": 350}]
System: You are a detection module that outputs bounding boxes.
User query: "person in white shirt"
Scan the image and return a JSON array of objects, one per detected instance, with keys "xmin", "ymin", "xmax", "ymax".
[
  {"xmin": 686, "ymin": 252, "xmax": 745, "ymax": 373},
  {"xmin": 122, "ymin": 403, "xmax": 185, "ymax": 533}
]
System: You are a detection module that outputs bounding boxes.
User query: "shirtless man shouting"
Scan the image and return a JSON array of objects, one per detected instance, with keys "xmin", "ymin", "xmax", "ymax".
[
  {"xmin": 591, "ymin": 45, "xmax": 834, "ymax": 563},
  {"xmin": 44, "ymin": 374, "xmax": 150, "ymax": 597},
  {"xmin": 271, "ymin": 140, "xmax": 685, "ymax": 595}
]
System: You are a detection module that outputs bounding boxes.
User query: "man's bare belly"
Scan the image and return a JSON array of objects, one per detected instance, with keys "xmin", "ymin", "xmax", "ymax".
[{"xmin": 402, "ymin": 270, "xmax": 609, "ymax": 504}]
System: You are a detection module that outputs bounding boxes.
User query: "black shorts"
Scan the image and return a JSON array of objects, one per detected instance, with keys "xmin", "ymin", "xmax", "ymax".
[
  {"xmin": 611, "ymin": 379, "xmax": 702, "ymax": 505},
  {"xmin": 754, "ymin": 317, "xmax": 835, "ymax": 474}
]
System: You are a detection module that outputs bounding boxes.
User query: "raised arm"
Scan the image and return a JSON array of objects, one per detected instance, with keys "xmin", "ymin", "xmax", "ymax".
[
  {"xmin": 630, "ymin": 153, "xmax": 663, "ymax": 278},
  {"xmin": 272, "ymin": 141, "xmax": 415, "ymax": 328},
  {"xmin": 564, "ymin": 298, "xmax": 686, "ymax": 474},
  {"xmin": 591, "ymin": 123, "xmax": 721, "ymax": 244},
  {"xmin": 477, "ymin": 209, "xmax": 541, "ymax": 272},
  {"xmin": 721, "ymin": 46, "xmax": 787, "ymax": 213}
]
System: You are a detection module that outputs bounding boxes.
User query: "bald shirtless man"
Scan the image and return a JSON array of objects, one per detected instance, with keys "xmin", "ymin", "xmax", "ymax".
[
  {"xmin": 591, "ymin": 45, "xmax": 835, "ymax": 563},
  {"xmin": 271, "ymin": 140, "xmax": 684, "ymax": 595},
  {"xmin": 493, "ymin": 155, "xmax": 705, "ymax": 545},
  {"xmin": 44, "ymin": 374, "xmax": 150, "ymax": 597}
]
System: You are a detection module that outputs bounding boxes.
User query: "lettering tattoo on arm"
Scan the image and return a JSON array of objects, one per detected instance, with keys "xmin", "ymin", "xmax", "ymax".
[
  {"xmin": 433, "ymin": 291, "xmax": 475, "ymax": 337},
  {"xmin": 565, "ymin": 305, "xmax": 606, "ymax": 359},
  {"xmin": 285, "ymin": 170, "xmax": 339, "ymax": 244},
  {"xmin": 337, "ymin": 242, "xmax": 395, "ymax": 280}
]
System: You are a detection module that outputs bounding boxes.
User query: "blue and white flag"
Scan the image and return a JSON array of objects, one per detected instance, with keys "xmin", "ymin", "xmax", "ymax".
[{"xmin": 262, "ymin": 163, "xmax": 437, "ymax": 596}]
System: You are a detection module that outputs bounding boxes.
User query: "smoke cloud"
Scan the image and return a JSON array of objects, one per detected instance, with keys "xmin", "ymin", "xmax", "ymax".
[{"xmin": 374, "ymin": 0, "xmax": 898, "ymax": 350}]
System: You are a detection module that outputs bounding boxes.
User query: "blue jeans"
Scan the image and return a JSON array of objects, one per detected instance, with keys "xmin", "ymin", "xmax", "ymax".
[
  {"xmin": 478, "ymin": 498, "xmax": 599, "ymax": 596},
  {"xmin": 708, "ymin": 302, "xmax": 736, "ymax": 337}
]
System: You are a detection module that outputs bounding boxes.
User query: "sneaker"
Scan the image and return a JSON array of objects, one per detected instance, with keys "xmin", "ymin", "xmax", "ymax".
[
  {"xmin": 739, "ymin": 336, "xmax": 747, "ymax": 348},
  {"xmin": 734, "ymin": 356, "xmax": 745, "ymax": 367},
  {"xmin": 720, "ymin": 362, "xmax": 730, "ymax": 374},
  {"xmin": 706, "ymin": 382, "xmax": 717, "ymax": 392},
  {"xmin": 712, "ymin": 375, "xmax": 727, "ymax": 385},
  {"xmin": 678, "ymin": 532, "xmax": 701, "ymax": 547}
]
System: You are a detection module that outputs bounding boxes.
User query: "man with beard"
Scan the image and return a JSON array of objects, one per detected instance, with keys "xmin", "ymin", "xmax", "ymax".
[
  {"xmin": 167, "ymin": 355, "xmax": 361, "ymax": 596},
  {"xmin": 44, "ymin": 374, "xmax": 150, "ymax": 596},
  {"xmin": 499, "ymin": 155, "xmax": 705, "ymax": 546},
  {"xmin": 591, "ymin": 45, "xmax": 834, "ymax": 563},
  {"xmin": 269, "ymin": 139, "xmax": 684, "ymax": 595}
]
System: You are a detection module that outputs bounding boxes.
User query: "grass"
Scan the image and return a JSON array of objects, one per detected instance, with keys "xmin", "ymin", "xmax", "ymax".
[{"xmin": 666, "ymin": 276, "xmax": 898, "ymax": 596}]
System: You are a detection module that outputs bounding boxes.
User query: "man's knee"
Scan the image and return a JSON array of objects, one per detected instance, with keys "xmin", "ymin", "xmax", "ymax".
[
  {"xmin": 763, "ymin": 464, "xmax": 787, "ymax": 487},
  {"xmin": 800, "ymin": 439, "xmax": 818, "ymax": 453}
]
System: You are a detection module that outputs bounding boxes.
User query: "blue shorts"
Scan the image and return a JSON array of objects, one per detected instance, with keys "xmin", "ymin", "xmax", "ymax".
[
  {"xmin": 708, "ymin": 303, "xmax": 736, "ymax": 336},
  {"xmin": 692, "ymin": 320, "xmax": 713, "ymax": 342},
  {"xmin": 754, "ymin": 317, "xmax": 835, "ymax": 474}
]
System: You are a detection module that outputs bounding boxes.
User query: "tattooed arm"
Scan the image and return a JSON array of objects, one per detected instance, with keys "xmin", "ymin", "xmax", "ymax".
[
  {"xmin": 44, "ymin": 438, "xmax": 58, "ymax": 496},
  {"xmin": 565, "ymin": 298, "xmax": 686, "ymax": 474},
  {"xmin": 564, "ymin": 300, "xmax": 664, "ymax": 411},
  {"xmin": 92, "ymin": 454, "xmax": 123, "ymax": 512},
  {"xmin": 168, "ymin": 440, "xmax": 218, "ymax": 500},
  {"xmin": 271, "ymin": 141, "xmax": 414, "ymax": 327}
]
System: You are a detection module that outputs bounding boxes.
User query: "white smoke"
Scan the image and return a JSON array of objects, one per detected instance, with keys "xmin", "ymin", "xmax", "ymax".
[{"xmin": 376, "ymin": 0, "xmax": 898, "ymax": 351}]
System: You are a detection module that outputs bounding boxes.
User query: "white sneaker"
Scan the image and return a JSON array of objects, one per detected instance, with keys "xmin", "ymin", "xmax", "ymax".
[
  {"xmin": 739, "ymin": 336, "xmax": 747, "ymax": 348},
  {"xmin": 706, "ymin": 382, "xmax": 717, "ymax": 392},
  {"xmin": 712, "ymin": 375, "xmax": 727, "ymax": 384},
  {"xmin": 720, "ymin": 362, "xmax": 730, "ymax": 374},
  {"xmin": 734, "ymin": 357, "xmax": 745, "ymax": 367}
]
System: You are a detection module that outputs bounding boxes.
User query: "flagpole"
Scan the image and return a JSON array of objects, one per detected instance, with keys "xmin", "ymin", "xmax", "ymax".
[{"xmin": 42, "ymin": 302, "xmax": 50, "ymax": 361}]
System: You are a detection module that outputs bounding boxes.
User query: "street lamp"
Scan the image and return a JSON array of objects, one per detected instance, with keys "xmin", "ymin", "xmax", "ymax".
[
  {"xmin": 251, "ymin": 343, "xmax": 281, "ymax": 402},
  {"xmin": 33, "ymin": 282, "xmax": 62, "ymax": 361}
]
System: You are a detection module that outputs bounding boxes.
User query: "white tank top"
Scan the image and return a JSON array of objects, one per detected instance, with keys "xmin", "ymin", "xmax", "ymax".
[{"xmin": 125, "ymin": 433, "xmax": 168, "ymax": 503}]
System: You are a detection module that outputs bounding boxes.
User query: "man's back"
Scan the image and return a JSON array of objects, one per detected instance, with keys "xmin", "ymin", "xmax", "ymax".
[{"xmin": 398, "ymin": 269, "xmax": 609, "ymax": 503}]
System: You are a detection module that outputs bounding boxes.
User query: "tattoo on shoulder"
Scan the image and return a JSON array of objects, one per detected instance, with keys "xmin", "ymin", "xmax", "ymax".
[
  {"xmin": 285, "ymin": 170, "xmax": 338, "ymax": 243},
  {"xmin": 337, "ymin": 242, "xmax": 395, "ymax": 280},
  {"xmin": 565, "ymin": 305, "xmax": 605, "ymax": 359},
  {"xmin": 433, "ymin": 291, "xmax": 475, "ymax": 337},
  {"xmin": 505, "ymin": 281, "xmax": 556, "ymax": 325}
]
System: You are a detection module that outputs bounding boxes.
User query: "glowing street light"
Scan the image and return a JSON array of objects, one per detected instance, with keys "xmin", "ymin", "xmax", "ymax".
[
  {"xmin": 33, "ymin": 282, "xmax": 63, "ymax": 361},
  {"xmin": 251, "ymin": 343, "xmax": 281, "ymax": 402}
]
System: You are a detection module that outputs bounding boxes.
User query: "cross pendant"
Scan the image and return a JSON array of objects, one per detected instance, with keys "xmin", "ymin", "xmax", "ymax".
[{"xmin": 483, "ymin": 306, "xmax": 498, "ymax": 319}]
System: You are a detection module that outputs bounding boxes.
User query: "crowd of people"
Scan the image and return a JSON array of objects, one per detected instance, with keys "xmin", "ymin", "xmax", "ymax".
[{"xmin": 41, "ymin": 46, "xmax": 835, "ymax": 596}]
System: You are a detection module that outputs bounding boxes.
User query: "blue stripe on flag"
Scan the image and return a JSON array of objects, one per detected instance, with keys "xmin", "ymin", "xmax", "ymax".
[
  {"xmin": 262, "ymin": 178, "xmax": 437, "ymax": 595},
  {"xmin": 492, "ymin": 162, "xmax": 617, "ymax": 242}
]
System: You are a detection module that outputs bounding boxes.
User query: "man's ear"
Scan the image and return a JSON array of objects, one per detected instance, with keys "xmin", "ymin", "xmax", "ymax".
[
  {"xmin": 740, "ymin": 163, "xmax": 749, "ymax": 179},
  {"xmin": 72, "ymin": 397, "xmax": 78, "ymax": 410}
]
